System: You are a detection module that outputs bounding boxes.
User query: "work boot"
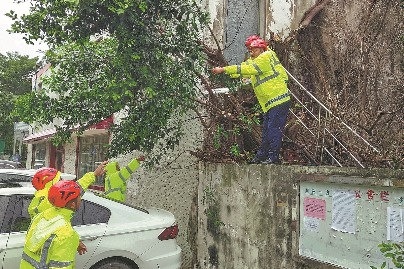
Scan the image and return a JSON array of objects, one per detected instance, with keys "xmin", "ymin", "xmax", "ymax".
[
  {"xmin": 261, "ymin": 158, "xmax": 281, "ymax": 165},
  {"xmin": 247, "ymin": 157, "xmax": 262, "ymax": 164}
]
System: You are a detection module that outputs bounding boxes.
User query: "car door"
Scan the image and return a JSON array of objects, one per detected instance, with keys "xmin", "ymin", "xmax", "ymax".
[
  {"xmin": 1, "ymin": 194, "xmax": 110, "ymax": 269},
  {"xmin": 0, "ymin": 195, "xmax": 14, "ymax": 269},
  {"xmin": 72, "ymin": 198, "xmax": 110, "ymax": 269},
  {"xmin": 2, "ymin": 194, "xmax": 32, "ymax": 269}
]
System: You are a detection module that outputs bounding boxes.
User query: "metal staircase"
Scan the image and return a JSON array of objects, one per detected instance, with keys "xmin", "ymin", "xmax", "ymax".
[{"xmin": 283, "ymin": 69, "xmax": 380, "ymax": 168}]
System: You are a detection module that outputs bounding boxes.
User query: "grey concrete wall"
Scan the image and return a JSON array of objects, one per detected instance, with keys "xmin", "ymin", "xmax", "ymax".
[
  {"xmin": 124, "ymin": 112, "xmax": 203, "ymax": 269},
  {"xmin": 196, "ymin": 164, "xmax": 404, "ymax": 269}
]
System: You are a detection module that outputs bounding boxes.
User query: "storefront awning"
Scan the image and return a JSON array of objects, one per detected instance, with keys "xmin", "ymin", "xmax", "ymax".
[
  {"xmin": 23, "ymin": 128, "xmax": 56, "ymax": 143},
  {"xmin": 89, "ymin": 116, "xmax": 113, "ymax": 129},
  {"xmin": 23, "ymin": 116, "xmax": 113, "ymax": 144}
]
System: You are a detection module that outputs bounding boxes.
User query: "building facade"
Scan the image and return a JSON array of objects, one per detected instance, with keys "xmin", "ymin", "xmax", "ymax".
[{"xmin": 23, "ymin": 64, "xmax": 112, "ymax": 186}]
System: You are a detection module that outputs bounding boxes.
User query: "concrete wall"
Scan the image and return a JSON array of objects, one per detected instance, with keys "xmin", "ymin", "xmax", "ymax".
[
  {"xmin": 124, "ymin": 2, "xmax": 343, "ymax": 268},
  {"xmin": 125, "ymin": 112, "xmax": 203, "ymax": 269},
  {"xmin": 196, "ymin": 164, "xmax": 404, "ymax": 269}
]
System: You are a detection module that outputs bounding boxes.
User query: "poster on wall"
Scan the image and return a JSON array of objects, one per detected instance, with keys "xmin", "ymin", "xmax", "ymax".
[
  {"xmin": 331, "ymin": 190, "xmax": 357, "ymax": 234},
  {"xmin": 303, "ymin": 216, "xmax": 320, "ymax": 232},
  {"xmin": 299, "ymin": 180, "xmax": 404, "ymax": 269},
  {"xmin": 387, "ymin": 207, "xmax": 404, "ymax": 242},
  {"xmin": 304, "ymin": 197, "xmax": 326, "ymax": 220}
]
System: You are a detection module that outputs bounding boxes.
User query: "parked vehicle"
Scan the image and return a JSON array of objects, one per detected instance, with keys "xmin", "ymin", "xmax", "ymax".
[
  {"xmin": 0, "ymin": 160, "xmax": 23, "ymax": 169},
  {"xmin": 0, "ymin": 169, "xmax": 181, "ymax": 269},
  {"xmin": 0, "ymin": 169, "xmax": 76, "ymax": 188}
]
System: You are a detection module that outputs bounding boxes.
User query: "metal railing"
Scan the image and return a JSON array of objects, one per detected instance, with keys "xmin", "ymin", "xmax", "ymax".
[{"xmin": 285, "ymin": 69, "xmax": 379, "ymax": 168}]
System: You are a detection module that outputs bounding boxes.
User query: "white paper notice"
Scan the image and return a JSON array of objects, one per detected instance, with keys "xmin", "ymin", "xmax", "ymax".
[
  {"xmin": 387, "ymin": 207, "xmax": 404, "ymax": 242},
  {"xmin": 331, "ymin": 190, "xmax": 356, "ymax": 234},
  {"xmin": 304, "ymin": 216, "xmax": 320, "ymax": 232}
]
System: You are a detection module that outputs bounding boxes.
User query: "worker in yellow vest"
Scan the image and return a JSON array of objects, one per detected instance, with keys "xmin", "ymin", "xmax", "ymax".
[
  {"xmin": 212, "ymin": 38, "xmax": 290, "ymax": 164},
  {"xmin": 104, "ymin": 156, "xmax": 145, "ymax": 202},
  {"xmin": 28, "ymin": 162, "xmax": 108, "ymax": 218},
  {"xmin": 20, "ymin": 180, "xmax": 83, "ymax": 269}
]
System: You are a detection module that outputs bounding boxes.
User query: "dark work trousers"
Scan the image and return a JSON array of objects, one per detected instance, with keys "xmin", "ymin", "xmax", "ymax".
[{"xmin": 255, "ymin": 100, "xmax": 291, "ymax": 161}]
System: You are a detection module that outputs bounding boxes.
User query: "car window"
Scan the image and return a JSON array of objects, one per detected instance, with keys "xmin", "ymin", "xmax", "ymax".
[
  {"xmin": 0, "ymin": 182, "xmax": 24, "ymax": 188},
  {"xmin": 95, "ymin": 193, "xmax": 149, "ymax": 214},
  {"xmin": 72, "ymin": 200, "xmax": 111, "ymax": 226},
  {"xmin": 10, "ymin": 195, "xmax": 32, "ymax": 232},
  {"xmin": 0, "ymin": 196, "xmax": 12, "ymax": 233},
  {"xmin": 0, "ymin": 163, "xmax": 18, "ymax": 169},
  {"xmin": 0, "ymin": 174, "xmax": 31, "ymax": 183}
]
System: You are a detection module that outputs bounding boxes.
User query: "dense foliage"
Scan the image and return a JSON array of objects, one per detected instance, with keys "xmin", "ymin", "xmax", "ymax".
[
  {"xmin": 8, "ymin": 0, "xmax": 209, "ymax": 163},
  {"xmin": 0, "ymin": 91, "xmax": 15, "ymax": 155},
  {"xmin": 0, "ymin": 52, "xmax": 38, "ymax": 95},
  {"xmin": 7, "ymin": 0, "xmax": 401, "ymax": 168},
  {"xmin": 0, "ymin": 52, "xmax": 37, "ymax": 156}
]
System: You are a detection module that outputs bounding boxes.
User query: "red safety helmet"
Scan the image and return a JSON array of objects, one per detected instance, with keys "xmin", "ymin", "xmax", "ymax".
[
  {"xmin": 32, "ymin": 167, "xmax": 60, "ymax": 190},
  {"xmin": 48, "ymin": 180, "xmax": 81, "ymax": 208},
  {"xmin": 250, "ymin": 39, "xmax": 268, "ymax": 51},
  {"xmin": 245, "ymin": 35, "xmax": 260, "ymax": 47}
]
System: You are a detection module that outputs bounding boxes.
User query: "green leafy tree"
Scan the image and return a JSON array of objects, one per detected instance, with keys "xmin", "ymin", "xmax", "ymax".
[
  {"xmin": 0, "ymin": 52, "xmax": 38, "ymax": 95},
  {"xmin": 0, "ymin": 91, "xmax": 15, "ymax": 156},
  {"xmin": 8, "ymin": 0, "xmax": 210, "ymax": 163},
  {"xmin": 0, "ymin": 52, "xmax": 37, "ymax": 157}
]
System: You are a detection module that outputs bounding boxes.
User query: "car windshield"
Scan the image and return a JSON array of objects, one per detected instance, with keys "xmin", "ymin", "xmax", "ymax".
[
  {"xmin": 0, "ymin": 182, "xmax": 24, "ymax": 188},
  {"xmin": 0, "ymin": 173, "xmax": 31, "ymax": 183},
  {"xmin": 0, "ymin": 161, "xmax": 20, "ymax": 169}
]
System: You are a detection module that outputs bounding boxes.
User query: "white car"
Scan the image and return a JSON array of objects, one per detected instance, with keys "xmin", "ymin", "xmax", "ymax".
[
  {"xmin": 0, "ymin": 169, "xmax": 181, "ymax": 269},
  {"xmin": 0, "ymin": 160, "xmax": 22, "ymax": 169}
]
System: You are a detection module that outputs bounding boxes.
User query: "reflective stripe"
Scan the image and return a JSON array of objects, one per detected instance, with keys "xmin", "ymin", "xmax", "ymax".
[
  {"xmin": 34, "ymin": 196, "xmax": 45, "ymax": 214},
  {"xmin": 106, "ymin": 175, "xmax": 113, "ymax": 192},
  {"xmin": 254, "ymin": 65, "xmax": 279, "ymax": 87},
  {"xmin": 271, "ymin": 53, "xmax": 280, "ymax": 65},
  {"xmin": 237, "ymin": 65, "xmax": 241, "ymax": 74},
  {"xmin": 39, "ymin": 234, "xmax": 53, "ymax": 266},
  {"xmin": 252, "ymin": 62, "xmax": 263, "ymax": 75},
  {"xmin": 22, "ymin": 234, "xmax": 72, "ymax": 269},
  {"xmin": 48, "ymin": 260, "xmax": 73, "ymax": 267},
  {"xmin": 126, "ymin": 165, "xmax": 133, "ymax": 174},
  {"xmin": 22, "ymin": 253, "xmax": 40, "ymax": 269},
  {"xmin": 79, "ymin": 185, "xmax": 84, "ymax": 196},
  {"xmin": 104, "ymin": 166, "xmax": 133, "ymax": 196},
  {"xmin": 104, "ymin": 172, "xmax": 126, "ymax": 192},
  {"xmin": 118, "ymin": 172, "xmax": 126, "ymax": 183},
  {"xmin": 104, "ymin": 187, "xmax": 122, "ymax": 195},
  {"xmin": 265, "ymin": 92, "xmax": 290, "ymax": 108}
]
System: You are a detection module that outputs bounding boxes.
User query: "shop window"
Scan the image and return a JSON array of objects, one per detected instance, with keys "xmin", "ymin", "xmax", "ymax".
[
  {"xmin": 78, "ymin": 134, "xmax": 109, "ymax": 185},
  {"xmin": 33, "ymin": 143, "xmax": 46, "ymax": 169},
  {"xmin": 55, "ymin": 145, "xmax": 64, "ymax": 171}
]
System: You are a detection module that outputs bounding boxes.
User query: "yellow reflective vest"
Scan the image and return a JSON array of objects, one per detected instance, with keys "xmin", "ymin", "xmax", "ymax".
[
  {"xmin": 104, "ymin": 159, "xmax": 140, "ymax": 202},
  {"xmin": 28, "ymin": 172, "xmax": 96, "ymax": 219},
  {"xmin": 20, "ymin": 207, "xmax": 79, "ymax": 269},
  {"xmin": 224, "ymin": 49, "xmax": 289, "ymax": 113},
  {"xmin": 229, "ymin": 58, "xmax": 253, "ymax": 79}
]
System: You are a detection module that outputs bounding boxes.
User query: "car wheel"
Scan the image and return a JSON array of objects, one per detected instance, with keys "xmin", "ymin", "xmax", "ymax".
[{"xmin": 92, "ymin": 258, "xmax": 137, "ymax": 269}]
